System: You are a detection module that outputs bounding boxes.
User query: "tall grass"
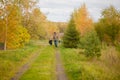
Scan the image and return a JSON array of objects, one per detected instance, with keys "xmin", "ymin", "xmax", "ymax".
[
  {"xmin": 100, "ymin": 46, "xmax": 120, "ymax": 78},
  {"xmin": 60, "ymin": 46, "xmax": 120, "ymax": 80},
  {"xmin": 0, "ymin": 41, "xmax": 40, "ymax": 80},
  {"xmin": 116, "ymin": 44, "xmax": 120, "ymax": 53}
]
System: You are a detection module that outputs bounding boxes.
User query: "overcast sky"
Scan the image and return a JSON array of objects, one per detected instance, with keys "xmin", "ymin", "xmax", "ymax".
[{"xmin": 38, "ymin": 0, "xmax": 120, "ymax": 22}]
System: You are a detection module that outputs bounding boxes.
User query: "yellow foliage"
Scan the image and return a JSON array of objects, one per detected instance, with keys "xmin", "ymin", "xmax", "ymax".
[
  {"xmin": 7, "ymin": 25, "xmax": 30, "ymax": 49},
  {"xmin": 0, "ymin": 4, "xmax": 30, "ymax": 49},
  {"xmin": 0, "ymin": 20, "xmax": 5, "ymax": 43},
  {"xmin": 45, "ymin": 22, "xmax": 59, "ymax": 38},
  {"xmin": 73, "ymin": 4, "xmax": 93, "ymax": 36}
]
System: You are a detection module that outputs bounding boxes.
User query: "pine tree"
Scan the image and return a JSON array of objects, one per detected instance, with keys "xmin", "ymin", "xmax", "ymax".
[
  {"xmin": 79, "ymin": 31, "xmax": 101, "ymax": 57},
  {"xmin": 63, "ymin": 16, "xmax": 80, "ymax": 48}
]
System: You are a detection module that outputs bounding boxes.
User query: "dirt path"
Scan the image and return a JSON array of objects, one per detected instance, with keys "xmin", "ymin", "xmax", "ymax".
[
  {"xmin": 11, "ymin": 49, "xmax": 42, "ymax": 80},
  {"xmin": 56, "ymin": 49, "xmax": 68, "ymax": 80},
  {"xmin": 11, "ymin": 47, "xmax": 68, "ymax": 80}
]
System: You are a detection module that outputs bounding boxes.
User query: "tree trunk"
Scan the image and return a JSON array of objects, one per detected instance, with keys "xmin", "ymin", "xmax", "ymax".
[{"xmin": 4, "ymin": 17, "xmax": 8, "ymax": 50}]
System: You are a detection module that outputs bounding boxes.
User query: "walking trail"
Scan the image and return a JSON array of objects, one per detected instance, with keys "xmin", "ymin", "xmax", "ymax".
[
  {"xmin": 11, "ymin": 49, "xmax": 42, "ymax": 80},
  {"xmin": 10, "ymin": 47, "xmax": 68, "ymax": 80},
  {"xmin": 56, "ymin": 49, "xmax": 68, "ymax": 80}
]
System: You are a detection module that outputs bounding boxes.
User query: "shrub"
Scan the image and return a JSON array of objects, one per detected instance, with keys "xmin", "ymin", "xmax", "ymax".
[{"xmin": 79, "ymin": 31, "xmax": 101, "ymax": 57}]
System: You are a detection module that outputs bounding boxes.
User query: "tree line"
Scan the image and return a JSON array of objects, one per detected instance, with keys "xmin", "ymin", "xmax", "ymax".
[
  {"xmin": 63, "ymin": 4, "xmax": 120, "ymax": 57},
  {"xmin": 0, "ymin": 0, "xmax": 59, "ymax": 50}
]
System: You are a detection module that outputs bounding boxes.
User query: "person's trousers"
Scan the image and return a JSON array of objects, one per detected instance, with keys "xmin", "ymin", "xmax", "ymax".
[{"xmin": 54, "ymin": 40, "xmax": 58, "ymax": 47}]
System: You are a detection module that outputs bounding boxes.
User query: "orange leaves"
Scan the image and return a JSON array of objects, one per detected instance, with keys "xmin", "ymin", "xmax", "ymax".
[{"xmin": 73, "ymin": 4, "xmax": 93, "ymax": 36}]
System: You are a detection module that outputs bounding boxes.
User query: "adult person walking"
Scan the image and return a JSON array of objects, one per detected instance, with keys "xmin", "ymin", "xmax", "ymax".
[{"xmin": 53, "ymin": 32, "xmax": 58, "ymax": 47}]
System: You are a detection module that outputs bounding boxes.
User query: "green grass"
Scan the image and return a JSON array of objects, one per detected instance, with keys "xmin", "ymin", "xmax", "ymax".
[
  {"xmin": 20, "ymin": 46, "xmax": 56, "ymax": 80},
  {"xmin": 116, "ymin": 44, "xmax": 120, "ymax": 53},
  {"xmin": 60, "ymin": 47, "xmax": 120, "ymax": 80},
  {"xmin": 0, "ymin": 41, "xmax": 41, "ymax": 80}
]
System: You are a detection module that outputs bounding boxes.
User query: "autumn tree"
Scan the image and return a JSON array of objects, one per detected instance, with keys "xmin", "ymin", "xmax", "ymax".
[
  {"xmin": 63, "ymin": 16, "xmax": 80, "ymax": 48},
  {"xmin": 22, "ymin": 7, "xmax": 58, "ymax": 39},
  {"xmin": 55, "ymin": 22, "xmax": 67, "ymax": 33},
  {"xmin": 16, "ymin": 0, "xmax": 46, "ymax": 39},
  {"xmin": 0, "ymin": 0, "xmax": 59, "ymax": 49},
  {"xmin": 45, "ymin": 21, "xmax": 59, "ymax": 39},
  {"xmin": 0, "ymin": 19, "xmax": 4, "ymax": 49},
  {"xmin": 0, "ymin": 0, "xmax": 9, "ymax": 50},
  {"xmin": 7, "ymin": 5, "xmax": 30, "ymax": 49},
  {"xmin": 0, "ymin": 1, "xmax": 30, "ymax": 49},
  {"xmin": 95, "ymin": 6, "xmax": 120, "ymax": 45},
  {"xmin": 73, "ymin": 4, "xmax": 93, "ymax": 36},
  {"xmin": 22, "ymin": 8, "xmax": 47, "ymax": 39}
]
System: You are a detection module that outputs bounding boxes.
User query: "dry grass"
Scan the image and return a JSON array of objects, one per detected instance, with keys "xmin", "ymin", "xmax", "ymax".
[
  {"xmin": 87, "ymin": 46, "xmax": 120, "ymax": 79},
  {"xmin": 100, "ymin": 46, "xmax": 120, "ymax": 75},
  {"xmin": 60, "ymin": 46, "xmax": 120, "ymax": 80}
]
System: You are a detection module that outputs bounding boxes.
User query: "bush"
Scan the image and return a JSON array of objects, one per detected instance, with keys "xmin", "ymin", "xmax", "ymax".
[{"xmin": 79, "ymin": 31, "xmax": 101, "ymax": 57}]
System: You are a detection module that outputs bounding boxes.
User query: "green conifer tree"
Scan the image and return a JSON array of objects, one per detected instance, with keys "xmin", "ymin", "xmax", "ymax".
[
  {"xmin": 79, "ymin": 31, "xmax": 101, "ymax": 57},
  {"xmin": 63, "ymin": 16, "xmax": 80, "ymax": 48}
]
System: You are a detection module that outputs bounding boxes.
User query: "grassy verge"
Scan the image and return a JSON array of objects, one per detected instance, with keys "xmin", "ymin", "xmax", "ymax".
[
  {"xmin": 60, "ymin": 47, "xmax": 120, "ymax": 80},
  {"xmin": 20, "ymin": 46, "xmax": 56, "ymax": 80},
  {"xmin": 0, "ymin": 41, "xmax": 40, "ymax": 80},
  {"xmin": 116, "ymin": 44, "xmax": 120, "ymax": 53}
]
